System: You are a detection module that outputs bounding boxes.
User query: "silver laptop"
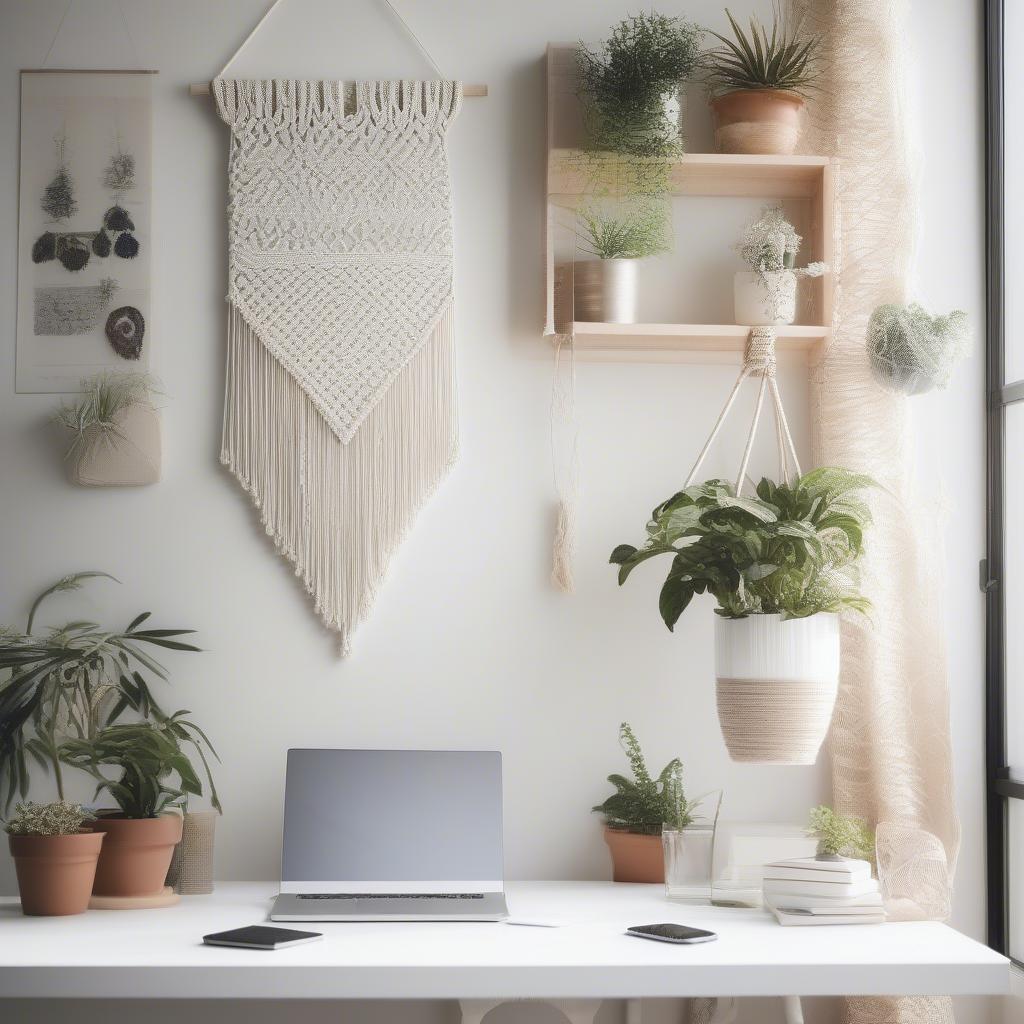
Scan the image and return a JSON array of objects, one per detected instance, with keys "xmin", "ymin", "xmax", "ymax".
[{"xmin": 271, "ymin": 749, "xmax": 508, "ymax": 921}]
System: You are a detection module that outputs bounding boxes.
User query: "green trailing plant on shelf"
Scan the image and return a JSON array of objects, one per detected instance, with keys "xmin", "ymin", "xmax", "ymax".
[
  {"xmin": 0, "ymin": 572, "xmax": 220, "ymax": 816},
  {"xmin": 593, "ymin": 722, "xmax": 702, "ymax": 835},
  {"xmin": 577, "ymin": 204, "xmax": 670, "ymax": 261},
  {"xmin": 704, "ymin": 7, "xmax": 819, "ymax": 95},
  {"xmin": 5, "ymin": 800, "xmax": 95, "ymax": 836},
  {"xmin": 578, "ymin": 11, "xmax": 703, "ymax": 159},
  {"xmin": 610, "ymin": 469, "xmax": 874, "ymax": 629},
  {"xmin": 807, "ymin": 805, "xmax": 874, "ymax": 861},
  {"xmin": 61, "ymin": 721, "xmax": 208, "ymax": 819},
  {"xmin": 55, "ymin": 370, "xmax": 157, "ymax": 459}
]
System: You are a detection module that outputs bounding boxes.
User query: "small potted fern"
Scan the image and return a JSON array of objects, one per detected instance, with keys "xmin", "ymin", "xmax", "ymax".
[
  {"xmin": 56, "ymin": 371, "xmax": 160, "ymax": 486},
  {"xmin": 6, "ymin": 801, "xmax": 103, "ymax": 916},
  {"xmin": 573, "ymin": 203, "xmax": 669, "ymax": 323},
  {"xmin": 807, "ymin": 805, "xmax": 874, "ymax": 862},
  {"xmin": 593, "ymin": 723, "xmax": 702, "ymax": 883},
  {"xmin": 610, "ymin": 469, "xmax": 873, "ymax": 764},
  {"xmin": 704, "ymin": 8, "xmax": 818, "ymax": 155}
]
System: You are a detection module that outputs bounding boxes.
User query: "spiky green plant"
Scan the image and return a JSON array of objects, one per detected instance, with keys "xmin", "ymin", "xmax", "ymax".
[
  {"xmin": 593, "ymin": 723, "xmax": 701, "ymax": 835},
  {"xmin": 55, "ymin": 369, "xmax": 155, "ymax": 459},
  {"xmin": 578, "ymin": 203, "xmax": 670, "ymax": 260},
  {"xmin": 0, "ymin": 572, "xmax": 219, "ymax": 817},
  {"xmin": 610, "ymin": 468, "xmax": 874, "ymax": 628},
  {"xmin": 5, "ymin": 800, "xmax": 94, "ymax": 836},
  {"xmin": 807, "ymin": 805, "xmax": 874, "ymax": 860},
  {"xmin": 704, "ymin": 8, "xmax": 819, "ymax": 94}
]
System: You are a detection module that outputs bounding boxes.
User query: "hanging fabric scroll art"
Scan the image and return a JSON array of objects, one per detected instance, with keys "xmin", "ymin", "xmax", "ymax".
[{"xmin": 213, "ymin": 79, "xmax": 462, "ymax": 654}]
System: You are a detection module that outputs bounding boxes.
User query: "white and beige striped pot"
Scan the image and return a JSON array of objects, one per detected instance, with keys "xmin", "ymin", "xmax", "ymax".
[{"xmin": 714, "ymin": 613, "xmax": 840, "ymax": 765}]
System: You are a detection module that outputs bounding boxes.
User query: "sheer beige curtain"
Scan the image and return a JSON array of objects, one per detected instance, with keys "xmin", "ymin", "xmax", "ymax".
[{"xmin": 788, "ymin": 1, "xmax": 960, "ymax": 1022}]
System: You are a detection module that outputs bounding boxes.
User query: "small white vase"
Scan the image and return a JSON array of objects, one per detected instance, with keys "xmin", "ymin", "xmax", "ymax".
[
  {"xmin": 573, "ymin": 258, "xmax": 639, "ymax": 324},
  {"xmin": 734, "ymin": 270, "xmax": 797, "ymax": 326},
  {"xmin": 714, "ymin": 613, "xmax": 840, "ymax": 765}
]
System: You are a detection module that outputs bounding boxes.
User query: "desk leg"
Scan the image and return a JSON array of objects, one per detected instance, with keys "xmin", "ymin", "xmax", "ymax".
[
  {"xmin": 459, "ymin": 998, "xmax": 603, "ymax": 1024},
  {"xmin": 782, "ymin": 996, "xmax": 804, "ymax": 1024}
]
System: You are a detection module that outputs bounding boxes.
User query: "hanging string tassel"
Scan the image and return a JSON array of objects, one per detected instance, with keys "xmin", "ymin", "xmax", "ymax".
[{"xmin": 550, "ymin": 335, "xmax": 580, "ymax": 592}]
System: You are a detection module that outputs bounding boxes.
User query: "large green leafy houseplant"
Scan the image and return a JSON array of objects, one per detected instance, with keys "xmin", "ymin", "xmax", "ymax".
[
  {"xmin": 0, "ymin": 572, "xmax": 219, "ymax": 815},
  {"xmin": 593, "ymin": 723, "xmax": 701, "ymax": 835},
  {"xmin": 610, "ymin": 469, "xmax": 873, "ymax": 629}
]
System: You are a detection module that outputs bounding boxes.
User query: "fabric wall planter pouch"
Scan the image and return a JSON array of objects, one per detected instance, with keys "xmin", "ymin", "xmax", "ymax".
[
  {"xmin": 711, "ymin": 89, "xmax": 804, "ymax": 155},
  {"xmin": 714, "ymin": 613, "xmax": 840, "ymax": 765},
  {"xmin": 603, "ymin": 827, "xmax": 664, "ymax": 883},
  {"xmin": 9, "ymin": 830, "xmax": 105, "ymax": 916},
  {"xmin": 734, "ymin": 271, "xmax": 796, "ymax": 326},
  {"xmin": 165, "ymin": 810, "xmax": 216, "ymax": 894},
  {"xmin": 573, "ymin": 258, "xmax": 638, "ymax": 324},
  {"xmin": 90, "ymin": 812, "xmax": 183, "ymax": 897},
  {"xmin": 67, "ymin": 402, "xmax": 161, "ymax": 486}
]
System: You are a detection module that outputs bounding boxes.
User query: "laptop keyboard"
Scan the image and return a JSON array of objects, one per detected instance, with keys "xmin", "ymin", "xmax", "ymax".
[{"xmin": 296, "ymin": 893, "xmax": 485, "ymax": 900}]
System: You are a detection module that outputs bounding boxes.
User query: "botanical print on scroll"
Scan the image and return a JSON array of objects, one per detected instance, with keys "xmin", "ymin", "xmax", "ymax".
[{"xmin": 16, "ymin": 71, "xmax": 153, "ymax": 393}]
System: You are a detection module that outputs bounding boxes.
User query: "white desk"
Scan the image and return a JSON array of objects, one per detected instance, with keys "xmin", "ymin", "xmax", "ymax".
[{"xmin": 0, "ymin": 881, "xmax": 1009, "ymax": 1005}]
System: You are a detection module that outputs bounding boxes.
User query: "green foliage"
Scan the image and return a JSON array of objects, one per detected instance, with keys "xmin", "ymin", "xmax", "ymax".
[
  {"xmin": 5, "ymin": 800, "xmax": 94, "ymax": 836},
  {"xmin": 578, "ymin": 12, "xmax": 702, "ymax": 159},
  {"xmin": 0, "ymin": 572, "xmax": 219, "ymax": 817},
  {"xmin": 736, "ymin": 206, "xmax": 801, "ymax": 272},
  {"xmin": 807, "ymin": 805, "xmax": 874, "ymax": 859},
  {"xmin": 577, "ymin": 203, "xmax": 670, "ymax": 260},
  {"xmin": 593, "ymin": 723, "xmax": 701, "ymax": 835},
  {"xmin": 61, "ymin": 720, "xmax": 206, "ymax": 819},
  {"xmin": 610, "ymin": 469, "xmax": 874, "ymax": 629},
  {"xmin": 704, "ymin": 8, "xmax": 819, "ymax": 95},
  {"xmin": 55, "ymin": 370, "xmax": 155, "ymax": 459}
]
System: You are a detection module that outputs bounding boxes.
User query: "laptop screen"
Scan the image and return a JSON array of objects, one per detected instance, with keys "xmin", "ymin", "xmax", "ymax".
[{"xmin": 280, "ymin": 749, "xmax": 504, "ymax": 892}]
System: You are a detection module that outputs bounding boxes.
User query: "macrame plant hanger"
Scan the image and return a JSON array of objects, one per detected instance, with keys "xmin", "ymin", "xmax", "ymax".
[{"xmin": 685, "ymin": 326, "xmax": 802, "ymax": 493}]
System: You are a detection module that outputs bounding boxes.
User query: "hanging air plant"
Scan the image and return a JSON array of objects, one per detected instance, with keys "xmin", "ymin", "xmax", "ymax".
[
  {"xmin": 40, "ymin": 135, "xmax": 78, "ymax": 222},
  {"xmin": 114, "ymin": 232, "xmax": 140, "ymax": 259},
  {"xmin": 103, "ymin": 205, "xmax": 135, "ymax": 232},
  {"xmin": 92, "ymin": 229, "xmax": 112, "ymax": 257},
  {"xmin": 32, "ymin": 232, "xmax": 57, "ymax": 263},
  {"xmin": 866, "ymin": 302, "xmax": 970, "ymax": 395},
  {"xmin": 57, "ymin": 235, "xmax": 91, "ymax": 272}
]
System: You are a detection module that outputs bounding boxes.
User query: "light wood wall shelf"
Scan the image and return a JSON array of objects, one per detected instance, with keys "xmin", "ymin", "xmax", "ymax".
[{"xmin": 544, "ymin": 44, "xmax": 835, "ymax": 363}]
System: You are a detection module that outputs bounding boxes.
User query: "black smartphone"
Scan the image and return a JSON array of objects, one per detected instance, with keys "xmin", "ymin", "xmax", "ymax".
[
  {"xmin": 203, "ymin": 925, "xmax": 323, "ymax": 950},
  {"xmin": 626, "ymin": 923, "xmax": 718, "ymax": 944}
]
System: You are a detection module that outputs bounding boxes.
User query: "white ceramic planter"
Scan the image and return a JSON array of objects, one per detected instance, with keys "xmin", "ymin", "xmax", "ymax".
[
  {"xmin": 66, "ymin": 403, "xmax": 161, "ymax": 487},
  {"xmin": 714, "ymin": 613, "xmax": 840, "ymax": 765},
  {"xmin": 573, "ymin": 258, "xmax": 639, "ymax": 324},
  {"xmin": 734, "ymin": 270, "xmax": 797, "ymax": 326}
]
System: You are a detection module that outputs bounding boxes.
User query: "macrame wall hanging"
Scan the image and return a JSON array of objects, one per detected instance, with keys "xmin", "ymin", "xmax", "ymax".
[{"xmin": 204, "ymin": 0, "xmax": 476, "ymax": 654}]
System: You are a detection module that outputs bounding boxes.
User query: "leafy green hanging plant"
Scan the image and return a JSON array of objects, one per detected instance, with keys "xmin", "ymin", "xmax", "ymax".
[{"xmin": 610, "ymin": 469, "xmax": 874, "ymax": 628}]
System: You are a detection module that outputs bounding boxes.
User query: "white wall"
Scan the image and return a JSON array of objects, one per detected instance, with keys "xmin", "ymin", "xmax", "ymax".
[{"xmin": 0, "ymin": 2, "xmax": 989, "ymax": 1023}]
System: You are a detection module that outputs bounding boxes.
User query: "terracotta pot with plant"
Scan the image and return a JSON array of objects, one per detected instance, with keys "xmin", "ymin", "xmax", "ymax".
[
  {"xmin": 704, "ymin": 9, "xmax": 819, "ymax": 155},
  {"xmin": 0, "ymin": 573, "xmax": 220, "ymax": 900},
  {"xmin": 593, "ymin": 723, "xmax": 702, "ymax": 883},
  {"xmin": 6, "ymin": 801, "xmax": 103, "ymax": 916},
  {"xmin": 62, "ymin": 719, "xmax": 219, "ymax": 897}
]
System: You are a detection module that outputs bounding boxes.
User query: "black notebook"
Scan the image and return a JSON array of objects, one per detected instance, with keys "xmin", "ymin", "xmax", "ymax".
[{"xmin": 203, "ymin": 925, "xmax": 323, "ymax": 950}]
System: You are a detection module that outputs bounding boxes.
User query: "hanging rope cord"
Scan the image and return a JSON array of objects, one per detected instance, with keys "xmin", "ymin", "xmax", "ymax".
[
  {"xmin": 684, "ymin": 328, "xmax": 803, "ymax": 493},
  {"xmin": 217, "ymin": 0, "xmax": 446, "ymax": 79}
]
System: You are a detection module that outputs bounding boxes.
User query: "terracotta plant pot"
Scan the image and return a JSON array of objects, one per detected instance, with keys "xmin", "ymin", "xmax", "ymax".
[
  {"xmin": 710, "ymin": 89, "xmax": 805, "ymax": 155},
  {"xmin": 603, "ymin": 827, "xmax": 664, "ymax": 883},
  {"xmin": 91, "ymin": 812, "xmax": 183, "ymax": 897},
  {"xmin": 8, "ymin": 831, "xmax": 105, "ymax": 916}
]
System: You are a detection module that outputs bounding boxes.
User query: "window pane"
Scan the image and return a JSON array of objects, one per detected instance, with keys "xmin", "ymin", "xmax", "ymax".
[
  {"xmin": 1010, "ymin": 800, "xmax": 1024, "ymax": 962},
  {"xmin": 1008, "ymin": 2, "xmax": 1024, "ymax": 383},
  {"xmin": 1006, "ymin": 403, "xmax": 1024, "ymax": 772}
]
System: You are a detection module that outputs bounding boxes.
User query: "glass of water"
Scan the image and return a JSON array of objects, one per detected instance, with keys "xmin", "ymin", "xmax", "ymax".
[{"xmin": 663, "ymin": 810, "xmax": 719, "ymax": 904}]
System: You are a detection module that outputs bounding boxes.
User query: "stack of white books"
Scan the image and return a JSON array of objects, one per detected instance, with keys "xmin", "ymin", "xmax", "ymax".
[{"xmin": 762, "ymin": 857, "xmax": 885, "ymax": 926}]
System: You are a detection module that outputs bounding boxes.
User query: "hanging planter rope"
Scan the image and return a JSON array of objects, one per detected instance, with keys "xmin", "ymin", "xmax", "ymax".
[{"xmin": 689, "ymin": 328, "xmax": 840, "ymax": 766}]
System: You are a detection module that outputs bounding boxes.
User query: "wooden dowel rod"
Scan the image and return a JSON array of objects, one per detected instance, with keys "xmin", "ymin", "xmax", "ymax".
[{"xmin": 188, "ymin": 81, "xmax": 487, "ymax": 96}]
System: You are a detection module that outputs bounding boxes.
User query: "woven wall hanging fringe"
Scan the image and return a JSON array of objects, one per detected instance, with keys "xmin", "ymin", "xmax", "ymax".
[{"xmin": 214, "ymin": 78, "xmax": 462, "ymax": 654}]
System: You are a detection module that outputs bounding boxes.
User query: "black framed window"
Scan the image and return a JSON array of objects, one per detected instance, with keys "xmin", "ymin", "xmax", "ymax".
[{"xmin": 986, "ymin": 0, "xmax": 1024, "ymax": 965}]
